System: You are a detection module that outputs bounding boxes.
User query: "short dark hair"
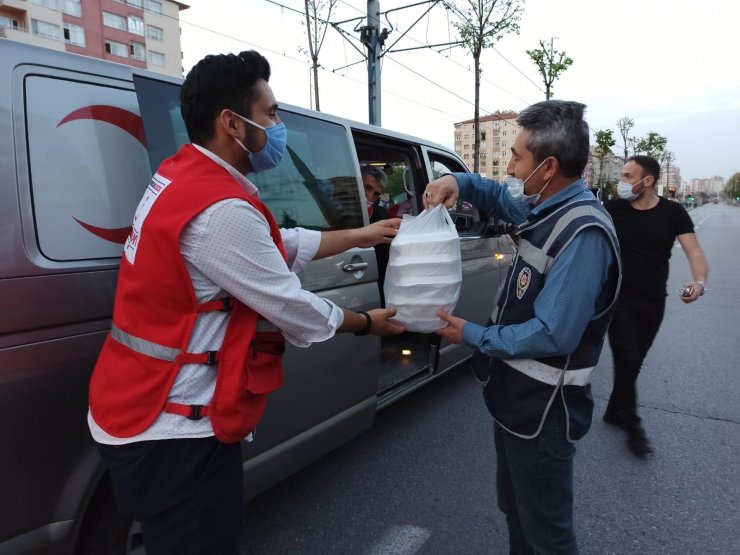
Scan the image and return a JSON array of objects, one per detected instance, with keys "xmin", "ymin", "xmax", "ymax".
[
  {"xmin": 517, "ymin": 100, "xmax": 590, "ymax": 178},
  {"xmin": 361, "ymin": 165, "xmax": 387, "ymax": 189},
  {"xmin": 627, "ymin": 155, "xmax": 661, "ymax": 184},
  {"xmin": 181, "ymin": 51, "xmax": 271, "ymax": 145}
]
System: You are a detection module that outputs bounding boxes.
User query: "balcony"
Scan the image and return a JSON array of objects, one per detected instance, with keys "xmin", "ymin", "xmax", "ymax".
[{"xmin": 0, "ymin": 0, "xmax": 28, "ymax": 14}]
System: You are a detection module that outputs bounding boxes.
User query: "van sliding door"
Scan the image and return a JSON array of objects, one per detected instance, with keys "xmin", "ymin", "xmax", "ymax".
[{"xmin": 353, "ymin": 133, "xmax": 438, "ymax": 398}]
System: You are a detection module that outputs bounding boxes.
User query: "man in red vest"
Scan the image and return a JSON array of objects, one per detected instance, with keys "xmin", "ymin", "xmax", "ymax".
[{"xmin": 88, "ymin": 50, "xmax": 404, "ymax": 554}]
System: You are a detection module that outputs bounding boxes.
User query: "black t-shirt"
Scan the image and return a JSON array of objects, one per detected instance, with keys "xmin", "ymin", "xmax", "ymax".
[{"xmin": 605, "ymin": 197, "xmax": 694, "ymax": 298}]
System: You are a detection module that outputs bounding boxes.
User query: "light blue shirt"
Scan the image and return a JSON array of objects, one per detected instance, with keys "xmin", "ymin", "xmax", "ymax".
[{"xmin": 452, "ymin": 173, "xmax": 616, "ymax": 359}]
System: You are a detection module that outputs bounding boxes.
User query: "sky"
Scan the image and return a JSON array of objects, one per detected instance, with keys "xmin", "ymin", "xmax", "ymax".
[{"xmin": 177, "ymin": 0, "xmax": 740, "ymax": 182}]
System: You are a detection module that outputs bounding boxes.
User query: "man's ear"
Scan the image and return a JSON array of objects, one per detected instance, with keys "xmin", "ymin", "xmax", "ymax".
[
  {"xmin": 218, "ymin": 109, "xmax": 240, "ymax": 138},
  {"xmin": 543, "ymin": 156, "xmax": 559, "ymax": 181}
]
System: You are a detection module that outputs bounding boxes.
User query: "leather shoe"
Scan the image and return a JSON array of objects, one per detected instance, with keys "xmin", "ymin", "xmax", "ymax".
[
  {"xmin": 626, "ymin": 425, "xmax": 654, "ymax": 458},
  {"xmin": 603, "ymin": 408, "xmax": 640, "ymax": 430}
]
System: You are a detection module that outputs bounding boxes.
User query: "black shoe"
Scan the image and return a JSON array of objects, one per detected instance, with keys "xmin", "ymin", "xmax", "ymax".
[
  {"xmin": 626, "ymin": 425, "xmax": 654, "ymax": 458},
  {"xmin": 603, "ymin": 408, "xmax": 640, "ymax": 430}
]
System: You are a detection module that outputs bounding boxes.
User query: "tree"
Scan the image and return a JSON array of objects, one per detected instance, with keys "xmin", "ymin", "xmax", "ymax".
[
  {"xmin": 303, "ymin": 0, "xmax": 337, "ymax": 112},
  {"xmin": 450, "ymin": 0, "xmax": 523, "ymax": 173},
  {"xmin": 724, "ymin": 172, "xmax": 740, "ymax": 201},
  {"xmin": 526, "ymin": 38, "xmax": 573, "ymax": 100},
  {"xmin": 661, "ymin": 150, "xmax": 675, "ymax": 195},
  {"xmin": 616, "ymin": 116, "xmax": 634, "ymax": 163},
  {"xmin": 635, "ymin": 131, "xmax": 667, "ymax": 159},
  {"xmin": 594, "ymin": 129, "xmax": 616, "ymax": 196}
]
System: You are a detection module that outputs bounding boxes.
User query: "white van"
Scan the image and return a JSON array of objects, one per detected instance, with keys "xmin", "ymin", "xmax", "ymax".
[{"xmin": 0, "ymin": 40, "xmax": 515, "ymax": 554}]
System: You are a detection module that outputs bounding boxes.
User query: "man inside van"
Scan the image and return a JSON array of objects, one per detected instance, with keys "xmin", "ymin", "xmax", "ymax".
[
  {"xmin": 423, "ymin": 100, "xmax": 621, "ymax": 554},
  {"xmin": 87, "ymin": 50, "xmax": 404, "ymax": 555}
]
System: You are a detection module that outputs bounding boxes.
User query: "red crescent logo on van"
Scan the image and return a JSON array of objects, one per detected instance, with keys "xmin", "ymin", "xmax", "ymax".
[
  {"xmin": 57, "ymin": 105, "xmax": 147, "ymax": 146},
  {"xmin": 58, "ymin": 105, "xmax": 146, "ymax": 244}
]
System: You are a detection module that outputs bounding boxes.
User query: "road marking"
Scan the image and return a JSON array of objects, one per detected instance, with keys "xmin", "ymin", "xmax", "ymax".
[
  {"xmin": 696, "ymin": 214, "xmax": 712, "ymax": 227},
  {"xmin": 364, "ymin": 525, "xmax": 432, "ymax": 555}
]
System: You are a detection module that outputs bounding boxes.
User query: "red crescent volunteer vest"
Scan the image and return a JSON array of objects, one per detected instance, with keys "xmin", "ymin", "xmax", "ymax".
[{"xmin": 89, "ymin": 144, "xmax": 288, "ymax": 444}]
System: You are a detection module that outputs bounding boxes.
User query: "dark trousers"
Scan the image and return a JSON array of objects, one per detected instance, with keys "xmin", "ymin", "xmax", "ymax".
[
  {"xmin": 494, "ymin": 401, "xmax": 578, "ymax": 555},
  {"xmin": 607, "ymin": 295, "xmax": 666, "ymax": 415},
  {"xmin": 97, "ymin": 436, "xmax": 243, "ymax": 555}
]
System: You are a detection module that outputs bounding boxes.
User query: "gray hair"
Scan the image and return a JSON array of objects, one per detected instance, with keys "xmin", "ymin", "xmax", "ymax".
[
  {"xmin": 361, "ymin": 165, "xmax": 387, "ymax": 189},
  {"xmin": 517, "ymin": 100, "xmax": 589, "ymax": 178}
]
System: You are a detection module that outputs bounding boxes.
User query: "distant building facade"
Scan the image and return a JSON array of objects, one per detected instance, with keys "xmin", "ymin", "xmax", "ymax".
[
  {"xmin": 585, "ymin": 147, "xmax": 624, "ymax": 191},
  {"xmin": 0, "ymin": 0, "xmax": 188, "ymax": 77},
  {"xmin": 454, "ymin": 111, "xmax": 520, "ymax": 179},
  {"xmin": 690, "ymin": 176, "xmax": 724, "ymax": 195},
  {"xmin": 658, "ymin": 164, "xmax": 681, "ymax": 197}
]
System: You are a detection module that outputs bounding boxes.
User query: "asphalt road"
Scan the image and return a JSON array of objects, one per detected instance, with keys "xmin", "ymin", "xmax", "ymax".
[{"xmin": 239, "ymin": 201, "xmax": 740, "ymax": 555}]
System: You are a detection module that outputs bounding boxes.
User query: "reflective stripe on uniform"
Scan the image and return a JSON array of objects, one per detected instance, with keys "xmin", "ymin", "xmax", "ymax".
[
  {"xmin": 110, "ymin": 323, "xmax": 181, "ymax": 362},
  {"xmin": 504, "ymin": 358, "xmax": 594, "ymax": 387}
]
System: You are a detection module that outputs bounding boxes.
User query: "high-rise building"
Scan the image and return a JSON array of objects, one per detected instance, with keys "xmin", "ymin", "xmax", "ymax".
[
  {"xmin": 0, "ymin": 0, "xmax": 188, "ymax": 77},
  {"xmin": 658, "ymin": 164, "xmax": 681, "ymax": 197},
  {"xmin": 454, "ymin": 111, "xmax": 519, "ymax": 179}
]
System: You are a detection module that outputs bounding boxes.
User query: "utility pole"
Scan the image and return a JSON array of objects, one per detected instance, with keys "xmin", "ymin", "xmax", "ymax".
[{"xmin": 360, "ymin": 0, "xmax": 388, "ymax": 126}]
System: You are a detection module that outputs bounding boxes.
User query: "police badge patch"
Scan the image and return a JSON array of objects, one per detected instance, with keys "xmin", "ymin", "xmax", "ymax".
[{"xmin": 516, "ymin": 267, "xmax": 532, "ymax": 299}]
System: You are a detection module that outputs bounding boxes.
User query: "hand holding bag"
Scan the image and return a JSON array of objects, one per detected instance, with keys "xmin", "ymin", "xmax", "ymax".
[{"xmin": 384, "ymin": 204, "xmax": 462, "ymax": 332}]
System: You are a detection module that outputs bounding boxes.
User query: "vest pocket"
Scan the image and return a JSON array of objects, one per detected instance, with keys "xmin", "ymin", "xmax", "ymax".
[{"xmin": 244, "ymin": 332, "xmax": 285, "ymax": 394}]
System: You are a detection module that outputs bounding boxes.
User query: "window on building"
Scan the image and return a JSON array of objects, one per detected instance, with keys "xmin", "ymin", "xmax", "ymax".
[
  {"xmin": 146, "ymin": 24, "xmax": 164, "ymax": 41},
  {"xmin": 148, "ymin": 50, "xmax": 165, "ymax": 67},
  {"xmin": 463, "ymin": 134, "xmax": 468, "ymax": 140},
  {"xmin": 128, "ymin": 0, "xmax": 144, "ymax": 7},
  {"xmin": 463, "ymin": 154, "xmax": 469, "ymax": 159},
  {"xmin": 105, "ymin": 39, "xmax": 128, "ymax": 57},
  {"xmin": 63, "ymin": 22, "xmax": 85, "ymax": 46},
  {"xmin": 31, "ymin": 19, "xmax": 61, "ymax": 40},
  {"xmin": 128, "ymin": 15, "xmax": 144, "ymax": 35},
  {"xmin": 463, "ymin": 144, "xmax": 469, "ymax": 150},
  {"xmin": 130, "ymin": 41, "xmax": 146, "ymax": 60},
  {"xmin": 0, "ymin": 16, "xmax": 21, "ymax": 29},
  {"xmin": 62, "ymin": 0, "xmax": 82, "ymax": 16},
  {"xmin": 103, "ymin": 12, "xmax": 127, "ymax": 31},
  {"xmin": 145, "ymin": 0, "xmax": 162, "ymax": 13},
  {"xmin": 481, "ymin": 131, "xmax": 486, "ymax": 141},
  {"xmin": 31, "ymin": 0, "xmax": 59, "ymax": 9},
  {"xmin": 502, "ymin": 131, "xmax": 507, "ymax": 136}
]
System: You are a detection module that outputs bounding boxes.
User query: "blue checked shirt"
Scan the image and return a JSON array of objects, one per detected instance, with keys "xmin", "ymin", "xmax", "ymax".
[{"xmin": 452, "ymin": 173, "xmax": 617, "ymax": 359}]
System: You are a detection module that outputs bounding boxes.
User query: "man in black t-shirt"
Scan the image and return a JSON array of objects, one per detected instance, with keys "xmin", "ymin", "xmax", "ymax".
[{"xmin": 604, "ymin": 155, "xmax": 708, "ymax": 457}]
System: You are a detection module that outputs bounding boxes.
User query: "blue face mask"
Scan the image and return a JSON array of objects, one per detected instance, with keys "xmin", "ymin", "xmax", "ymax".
[{"xmin": 231, "ymin": 112, "xmax": 287, "ymax": 173}]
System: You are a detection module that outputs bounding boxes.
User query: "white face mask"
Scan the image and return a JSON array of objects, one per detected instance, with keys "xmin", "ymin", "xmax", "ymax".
[
  {"xmin": 617, "ymin": 177, "xmax": 646, "ymax": 201},
  {"xmin": 505, "ymin": 158, "xmax": 551, "ymax": 205}
]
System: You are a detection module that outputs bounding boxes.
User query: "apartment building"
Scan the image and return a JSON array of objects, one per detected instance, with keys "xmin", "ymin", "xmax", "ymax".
[
  {"xmin": 690, "ymin": 176, "xmax": 724, "ymax": 195},
  {"xmin": 0, "ymin": 0, "xmax": 188, "ymax": 77},
  {"xmin": 658, "ymin": 164, "xmax": 681, "ymax": 197},
  {"xmin": 454, "ymin": 111, "xmax": 519, "ymax": 179}
]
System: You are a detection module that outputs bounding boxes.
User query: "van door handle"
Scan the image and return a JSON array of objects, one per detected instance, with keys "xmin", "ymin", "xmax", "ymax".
[{"xmin": 342, "ymin": 262, "xmax": 369, "ymax": 272}]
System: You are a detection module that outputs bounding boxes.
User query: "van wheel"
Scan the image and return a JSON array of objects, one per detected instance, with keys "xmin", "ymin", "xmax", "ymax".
[{"xmin": 76, "ymin": 476, "xmax": 146, "ymax": 555}]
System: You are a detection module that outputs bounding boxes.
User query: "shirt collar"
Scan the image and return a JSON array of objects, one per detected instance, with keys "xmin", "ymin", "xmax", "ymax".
[
  {"xmin": 192, "ymin": 143, "xmax": 259, "ymax": 197},
  {"xmin": 531, "ymin": 178, "xmax": 585, "ymax": 215}
]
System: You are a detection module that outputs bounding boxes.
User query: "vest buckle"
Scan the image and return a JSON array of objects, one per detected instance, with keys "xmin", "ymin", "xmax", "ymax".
[{"xmin": 188, "ymin": 404, "xmax": 204, "ymax": 421}]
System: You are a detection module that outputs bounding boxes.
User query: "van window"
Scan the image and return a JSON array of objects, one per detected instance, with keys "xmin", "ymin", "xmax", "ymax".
[
  {"xmin": 135, "ymin": 75, "xmax": 364, "ymax": 232},
  {"xmin": 25, "ymin": 76, "xmax": 151, "ymax": 261},
  {"xmin": 428, "ymin": 152, "xmax": 485, "ymax": 235},
  {"xmin": 250, "ymin": 112, "xmax": 364, "ymax": 231}
]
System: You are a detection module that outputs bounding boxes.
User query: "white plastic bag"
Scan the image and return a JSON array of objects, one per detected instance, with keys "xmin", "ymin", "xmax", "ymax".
[{"xmin": 384, "ymin": 204, "xmax": 462, "ymax": 332}]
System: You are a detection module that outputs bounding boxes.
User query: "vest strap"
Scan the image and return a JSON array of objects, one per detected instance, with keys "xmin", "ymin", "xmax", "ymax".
[
  {"xmin": 196, "ymin": 297, "xmax": 232, "ymax": 313},
  {"xmin": 175, "ymin": 350, "xmax": 218, "ymax": 365},
  {"xmin": 164, "ymin": 402, "xmax": 211, "ymax": 421},
  {"xmin": 110, "ymin": 324, "xmax": 219, "ymax": 365}
]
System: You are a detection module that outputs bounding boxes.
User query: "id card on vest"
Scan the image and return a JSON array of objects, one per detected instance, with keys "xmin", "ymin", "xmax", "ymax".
[{"xmin": 124, "ymin": 173, "xmax": 172, "ymax": 265}]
